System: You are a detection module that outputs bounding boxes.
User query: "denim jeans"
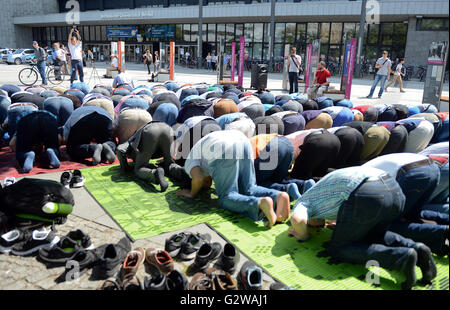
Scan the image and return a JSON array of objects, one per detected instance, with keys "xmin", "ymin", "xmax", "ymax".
[
  {"xmin": 328, "ymin": 174, "xmax": 417, "ymax": 271},
  {"xmin": 208, "ymin": 141, "xmax": 280, "ymax": 221},
  {"xmin": 70, "ymin": 60, "xmax": 84, "ymax": 84},
  {"xmin": 255, "ymin": 136, "xmax": 297, "ymax": 192},
  {"xmin": 396, "ymin": 163, "xmax": 440, "ymax": 219},
  {"xmin": 390, "ymin": 163, "xmax": 447, "ymax": 254},
  {"xmin": 43, "ymin": 97, "xmax": 74, "ymax": 127},
  {"xmin": 66, "ymin": 112, "xmax": 115, "ymax": 161},
  {"xmin": 288, "ymin": 72, "xmax": 299, "ymax": 94},
  {"xmin": 36, "ymin": 61, "xmax": 47, "ymax": 85},
  {"xmin": 368, "ymin": 74, "xmax": 388, "ymax": 97},
  {"xmin": 428, "ymin": 162, "xmax": 449, "ymax": 204},
  {"xmin": 6, "ymin": 105, "xmax": 38, "ymax": 137}
]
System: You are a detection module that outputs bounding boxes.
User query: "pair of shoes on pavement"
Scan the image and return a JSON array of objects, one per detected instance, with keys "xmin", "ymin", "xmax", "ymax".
[
  {"xmin": 190, "ymin": 267, "xmax": 237, "ymax": 290},
  {"xmin": 144, "ymin": 270, "xmax": 189, "ymax": 290},
  {"xmin": 37, "ymin": 230, "xmax": 95, "ymax": 268},
  {"xmin": 165, "ymin": 232, "xmax": 212, "ymax": 261},
  {"xmin": 60, "ymin": 170, "xmax": 85, "ymax": 188},
  {"xmin": 0, "ymin": 228, "xmax": 59, "ymax": 256},
  {"xmin": 193, "ymin": 242, "xmax": 241, "ymax": 274}
]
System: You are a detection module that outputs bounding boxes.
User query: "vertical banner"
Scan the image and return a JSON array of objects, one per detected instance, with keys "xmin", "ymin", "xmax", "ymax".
[
  {"xmin": 117, "ymin": 41, "xmax": 125, "ymax": 70},
  {"xmin": 423, "ymin": 41, "xmax": 448, "ymax": 109},
  {"xmin": 170, "ymin": 41, "xmax": 175, "ymax": 80},
  {"xmin": 304, "ymin": 44, "xmax": 312, "ymax": 93},
  {"xmin": 231, "ymin": 42, "xmax": 236, "ymax": 81},
  {"xmin": 341, "ymin": 41, "xmax": 351, "ymax": 93},
  {"xmin": 345, "ymin": 38, "xmax": 357, "ymax": 100},
  {"xmin": 238, "ymin": 36, "xmax": 245, "ymax": 87}
]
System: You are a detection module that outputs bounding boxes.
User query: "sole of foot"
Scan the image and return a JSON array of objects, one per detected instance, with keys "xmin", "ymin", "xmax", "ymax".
[
  {"xmin": 275, "ymin": 192, "xmax": 291, "ymax": 223},
  {"xmin": 102, "ymin": 143, "xmax": 116, "ymax": 164},
  {"xmin": 92, "ymin": 144, "xmax": 103, "ymax": 166},
  {"xmin": 416, "ymin": 243, "xmax": 437, "ymax": 283},
  {"xmin": 259, "ymin": 197, "xmax": 276, "ymax": 228}
]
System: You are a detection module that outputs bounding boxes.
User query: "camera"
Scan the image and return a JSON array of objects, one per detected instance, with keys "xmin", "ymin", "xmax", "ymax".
[{"xmin": 72, "ymin": 24, "xmax": 78, "ymax": 31}]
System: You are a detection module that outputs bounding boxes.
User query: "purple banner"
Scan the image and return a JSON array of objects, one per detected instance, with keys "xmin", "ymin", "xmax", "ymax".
[
  {"xmin": 304, "ymin": 44, "xmax": 312, "ymax": 93},
  {"xmin": 345, "ymin": 38, "xmax": 357, "ymax": 100},
  {"xmin": 238, "ymin": 36, "xmax": 245, "ymax": 87},
  {"xmin": 231, "ymin": 42, "xmax": 236, "ymax": 81}
]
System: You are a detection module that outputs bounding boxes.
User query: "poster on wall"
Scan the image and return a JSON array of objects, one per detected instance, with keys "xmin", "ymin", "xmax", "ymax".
[
  {"xmin": 145, "ymin": 25, "xmax": 175, "ymax": 39},
  {"xmin": 427, "ymin": 41, "xmax": 448, "ymax": 65},
  {"xmin": 304, "ymin": 39, "xmax": 321, "ymax": 92},
  {"xmin": 106, "ymin": 26, "xmax": 138, "ymax": 38}
]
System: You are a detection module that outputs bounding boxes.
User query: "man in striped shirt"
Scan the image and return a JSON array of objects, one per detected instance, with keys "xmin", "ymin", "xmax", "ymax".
[{"xmin": 290, "ymin": 166, "xmax": 437, "ymax": 289}]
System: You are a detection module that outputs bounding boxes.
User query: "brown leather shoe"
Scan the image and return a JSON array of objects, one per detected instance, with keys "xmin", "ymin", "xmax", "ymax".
[
  {"xmin": 206, "ymin": 268, "xmax": 237, "ymax": 290},
  {"xmin": 189, "ymin": 272, "xmax": 214, "ymax": 290},
  {"xmin": 122, "ymin": 247, "xmax": 145, "ymax": 280},
  {"xmin": 145, "ymin": 248, "xmax": 174, "ymax": 274}
]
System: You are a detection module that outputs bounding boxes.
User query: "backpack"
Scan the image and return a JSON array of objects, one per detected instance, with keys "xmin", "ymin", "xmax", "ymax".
[{"xmin": 0, "ymin": 178, "xmax": 74, "ymax": 225}]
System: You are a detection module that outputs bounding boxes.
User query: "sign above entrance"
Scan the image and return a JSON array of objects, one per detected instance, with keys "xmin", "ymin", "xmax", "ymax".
[
  {"xmin": 145, "ymin": 25, "xmax": 175, "ymax": 39},
  {"xmin": 106, "ymin": 26, "xmax": 138, "ymax": 38}
]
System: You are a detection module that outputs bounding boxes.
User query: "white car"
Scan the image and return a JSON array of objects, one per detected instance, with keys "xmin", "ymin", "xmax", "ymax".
[{"xmin": 6, "ymin": 49, "xmax": 35, "ymax": 65}]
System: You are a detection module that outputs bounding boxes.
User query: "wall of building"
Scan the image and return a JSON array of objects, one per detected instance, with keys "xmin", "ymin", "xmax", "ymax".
[
  {"xmin": 404, "ymin": 17, "xmax": 449, "ymax": 68},
  {"xmin": 0, "ymin": 0, "xmax": 59, "ymax": 48}
]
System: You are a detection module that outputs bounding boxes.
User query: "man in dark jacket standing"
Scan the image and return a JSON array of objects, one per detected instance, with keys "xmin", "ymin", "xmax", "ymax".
[{"xmin": 32, "ymin": 41, "xmax": 48, "ymax": 85}]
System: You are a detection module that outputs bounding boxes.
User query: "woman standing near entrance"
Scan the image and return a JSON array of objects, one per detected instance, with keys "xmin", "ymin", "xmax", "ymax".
[
  {"xmin": 154, "ymin": 51, "xmax": 160, "ymax": 73},
  {"xmin": 143, "ymin": 50, "xmax": 153, "ymax": 75}
]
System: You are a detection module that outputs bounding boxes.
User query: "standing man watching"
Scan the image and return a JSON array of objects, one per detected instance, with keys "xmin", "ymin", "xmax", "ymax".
[
  {"xmin": 68, "ymin": 28, "xmax": 84, "ymax": 84},
  {"xmin": 385, "ymin": 58, "xmax": 406, "ymax": 93},
  {"xmin": 367, "ymin": 51, "xmax": 391, "ymax": 99},
  {"xmin": 52, "ymin": 42, "xmax": 63, "ymax": 81},
  {"xmin": 32, "ymin": 41, "xmax": 48, "ymax": 86},
  {"xmin": 307, "ymin": 61, "xmax": 331, "ymax": 99},
  {"xmin": 287, "ymin": 47, "xmax": 302, "ymax": 94}
]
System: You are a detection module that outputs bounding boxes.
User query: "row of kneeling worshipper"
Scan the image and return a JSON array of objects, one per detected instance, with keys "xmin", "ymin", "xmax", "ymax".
[{"xmin": 0, "ymin": 81, "xmax": 448, "ymax": 289}]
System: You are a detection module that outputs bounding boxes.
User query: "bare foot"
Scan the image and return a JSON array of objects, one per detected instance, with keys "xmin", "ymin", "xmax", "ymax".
[
  {"xmin": 288, "ymin": 227, "xmax": 303, "ymax": 240},
  {"xmin": 258, "ymin": 197, "xmax": 276, "ymax": 228},
  {"xmin": 275, "ymin": 192, "xmax": 291, "ymax": 223}
]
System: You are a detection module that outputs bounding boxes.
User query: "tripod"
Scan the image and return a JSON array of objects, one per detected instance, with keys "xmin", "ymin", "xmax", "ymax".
[{"xmin": 88, "ymin": 60, "xmax": 102, "ymax": 87}]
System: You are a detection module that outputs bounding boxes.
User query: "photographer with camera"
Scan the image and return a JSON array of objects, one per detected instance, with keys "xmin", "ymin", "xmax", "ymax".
[
  {"xmin": 68, "ymin": 27, "xmax": 84, "ymax": 84},
  {"xmin": 286, "ymin": 47, "xmax": 302, "ymax": 94}
]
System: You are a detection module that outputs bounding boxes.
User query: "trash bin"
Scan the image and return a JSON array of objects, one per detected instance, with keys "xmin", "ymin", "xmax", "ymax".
[{"xmin": 251, "ymin": 64, "xmax": 268, "ymax": 89}]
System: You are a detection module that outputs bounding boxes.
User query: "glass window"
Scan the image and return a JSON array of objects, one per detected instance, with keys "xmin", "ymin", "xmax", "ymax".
[
  {"xmin": 320, "ymin": 44, "xmax": 329, "ymax": 62},
  {"xmin": 275, "ymin": 23, "xmax": 285, "ymax": 43},
  {"xmin": 217, "ymin": 24, "xmax": 226, "ymax": 43},
  {"xmin": 307, "ymin": 23, "xmax": 319, "ymax": 43},
  {"xmin": 254, "ymin": 23, "xmax": 263, "ymax": 42},
  {"xmin": 176, "ymin": 24, "xmax": 183, "ymax": 41},
  {"xmin": 296, "ymin": 23, "xmax": 306, "ymax": 43},
  {"xmin": 191, "ymin": 24, "xmax": 198, "ymax": 43},
  {"xmin": 207, "ymin": 24, "xmax": 215, "ymax": 42},
  {"xmin": 245, "ymin": 23, "xmax": 254, "ymax": 42},
  {"xmin": 95, "ymin": 26, "xmax": 101, "ymax": 41},
  {"xmin": 90, "ymin": 26, "xmax": 95, "ymax": 42},
  {"xmin": 183, "ymin": 24, "xmax": 191, "ymax": 42},
  {"xmin": 101, "ymin": 26, "xmax": 106, "ymax": 41},
  {"xmin": 236, "ymin": 24, "xmax": 244, "ymax": 39},
  {"xmin": 274, "ymin": 43, "xmax": 284, "ymax": 58},
  {"xmin": 83, "ymin": 26, "xmax": 89, "ymax": 41},
  {"xmin": 226, "ymin": 24, "xmax": 234, "ymax": 42},
  {"xmin": 394, "ymin": 22, "xmax": 407, "ymax": 45},
  {"xmin": 343, "ymin": 23, "xmax": 356, "ymax": 42},
  {"xmin": 381, "ymin": 23, "xmax": 393, "ymax": 46},
  {"xmin": 328, "ymin": 45, "xmax": 342, "ymax": 66},
  {"xmin": 320, "ymin": 23, "xmax": 330, "ymax": 44},
  {"xmin": 253, "ymin": 43, "xmax": 262, "ymax": 60},
  {"xmin": 367, "ymin": 24, "xmax": 379, "ymax": 44},
  {"xmin": 285, "ymin": 23, "xmax": 296, "ymax": 44},
  {"xmin": 330, "ymin": 23, "xmax": 342, "ymax": 45},
  {"xmin": 202, "ymin": 24, "xmax": 207, "ymax": 42},
  {"xmin": 418, "ymin": 18, "xmax": 449, "ymax": 31}
]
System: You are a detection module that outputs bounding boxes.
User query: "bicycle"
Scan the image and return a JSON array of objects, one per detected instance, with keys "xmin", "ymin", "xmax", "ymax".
[{"xmin": 18, "ymin": 60, "xmax": 65, "ymax": 86}]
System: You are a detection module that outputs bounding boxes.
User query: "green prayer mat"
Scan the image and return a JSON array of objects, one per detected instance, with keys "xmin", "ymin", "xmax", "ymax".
[{"xmin": 83, "ymin": 165, "xmax": 449, "ymax": 290}]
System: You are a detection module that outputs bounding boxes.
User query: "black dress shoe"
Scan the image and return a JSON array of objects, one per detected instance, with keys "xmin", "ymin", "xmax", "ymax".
[
  {"xmin": 194, "ymin": 242, "xmax": 222, "ymax": 269},
  {"xmin": 218, "ymin": 243, "xmax": 240, "ymax": 273},
  {"xmin": 144, "ymin": 272, "xmax": 167, "ymax": 290}
]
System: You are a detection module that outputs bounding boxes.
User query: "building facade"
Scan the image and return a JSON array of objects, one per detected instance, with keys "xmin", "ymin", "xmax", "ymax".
[{"xmin": 3, "ymin": 0, "xmax": 449, "ymax": 74}]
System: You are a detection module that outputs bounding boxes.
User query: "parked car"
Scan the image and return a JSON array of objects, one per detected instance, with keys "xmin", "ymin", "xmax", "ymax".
[
  {"xmin": 0, "ymin": 49, "xmax": 14, "ymax": 63},
  {"xmin": 6, "ymin": 49, "xmax": 35, "ymax": 65}
]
